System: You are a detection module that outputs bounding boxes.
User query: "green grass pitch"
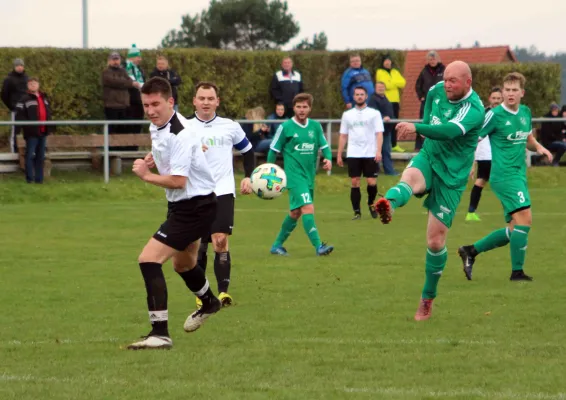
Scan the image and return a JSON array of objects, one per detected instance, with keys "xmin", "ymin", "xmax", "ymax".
[{"xmin": 1, "ymin": 167, "xmax": 566, "ymax": 400}]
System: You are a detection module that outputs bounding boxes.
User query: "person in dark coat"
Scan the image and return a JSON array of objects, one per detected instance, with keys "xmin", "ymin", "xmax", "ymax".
[
  {"xmin": 150, "ymin": 56, "xmax": 182, "ymax": 111},
  {"xmin": 270, "ymin": 57, "xmax": 303, "ymax": 118},
  {"xmin": 1, "ymin": 58, "xmax": 29, "ymax": 152},
  {"xmin": 539, "ymin": 103, "xmax": 566, "ymax": 166}
]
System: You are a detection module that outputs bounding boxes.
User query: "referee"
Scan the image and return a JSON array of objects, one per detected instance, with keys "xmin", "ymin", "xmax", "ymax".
[{"xmin": 127, "ymin": 77, "xmax": 220, "ymax": 350}]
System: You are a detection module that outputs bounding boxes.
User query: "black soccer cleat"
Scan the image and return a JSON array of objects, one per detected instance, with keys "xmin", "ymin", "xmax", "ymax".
[
  {"xmin": 352, "ymin": 213, "xmax": 361, "ymax": 220},
  {"xmin": 369, "ymin": 205, "xmax": 378, "ymax": 219},
  {"xmin": 510, "ymin": 270, "xmax": 533, "ymax": 282},
  {"xmin": 458, "ymin": 245, "xmax": 477, "ymax": 281}
]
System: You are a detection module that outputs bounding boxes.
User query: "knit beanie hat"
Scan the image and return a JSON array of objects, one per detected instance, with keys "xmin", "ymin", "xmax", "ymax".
[{"xmin": 128, "ymin": 44, "xmax": 141, "ymax": 58}]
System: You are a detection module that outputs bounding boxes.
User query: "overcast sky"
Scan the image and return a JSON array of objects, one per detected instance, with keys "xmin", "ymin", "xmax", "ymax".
[{"xmin": 2, "ymin": 0, "xmax": 564, "ymax": 54}]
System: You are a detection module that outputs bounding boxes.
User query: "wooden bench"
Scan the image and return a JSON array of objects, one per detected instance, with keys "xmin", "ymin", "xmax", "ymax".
[{"xmin": 16, "ymin": 134, "xmax": 151, "ymax": 176}]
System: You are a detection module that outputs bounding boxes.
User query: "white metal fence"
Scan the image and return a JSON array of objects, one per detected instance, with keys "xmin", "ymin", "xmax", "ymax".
[{"xmin": 1, "ymin": 117, "xmax": 564, "ymax": 183}]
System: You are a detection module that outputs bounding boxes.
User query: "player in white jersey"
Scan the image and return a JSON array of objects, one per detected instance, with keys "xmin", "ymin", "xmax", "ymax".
[
  {"xmin": 127, "ymin": 77, "xmax": 221, "ymax": 350},
  {"xmin": 465, "ymin": 87, "xmax": 502, "ymax": 222},
  {"xmin": 337, "ymin": 86, "xmax": 384, "ymax": 219},
  {"xmin": 188, "ymin": 82, "xmax": 255, "ymax": 309}
]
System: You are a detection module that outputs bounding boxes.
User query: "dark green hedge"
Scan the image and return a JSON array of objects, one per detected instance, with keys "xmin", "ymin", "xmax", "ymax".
[
  {"xmin": 0, "ymin": 48, "xmax": 560, "ymax": 136},
  {"xmin": 470, "ymin": 62, "xmax": 562, "ymax": 118}
]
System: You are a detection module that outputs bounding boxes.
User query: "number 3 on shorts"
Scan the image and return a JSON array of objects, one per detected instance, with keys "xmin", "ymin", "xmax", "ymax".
[
  {"xmin": 301, "ymin": 192, "xmax": 312, "ymax": 204},
  {"xmin": 517, "ymin": 191, "xmax": 525, "ymax": 204}
]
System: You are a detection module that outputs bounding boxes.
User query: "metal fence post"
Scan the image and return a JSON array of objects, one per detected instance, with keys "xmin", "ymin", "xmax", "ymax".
[
  {"xmin": 326, "ymin": 121, "xmax": 332, "ymax": 176},
  {"xmin": 103, "ymin": 123, "xmax": 109, "ymax": 183}
]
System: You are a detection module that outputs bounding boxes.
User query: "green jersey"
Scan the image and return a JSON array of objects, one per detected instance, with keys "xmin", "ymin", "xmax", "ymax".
[
  {"xmin": 269, "ymin": 118, "xmax": 331, "ymax": 189},
  {"xmin": 480, "ymin": 104, "xmax": 532, "ymax": 183},
  {"xmin": 419, "ymin": 82, "xmax": 485, "ymax": 189}
]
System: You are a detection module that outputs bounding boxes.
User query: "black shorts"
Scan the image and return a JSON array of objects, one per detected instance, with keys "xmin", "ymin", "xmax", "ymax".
[
  {"xmin": 153, "ymin": 193, "xmax": 217, "ymax": 251},
  {"xmin": 347, "ymin": 157, "xmax": 378, "ymax": 178},
  {"xmin": 203, "ymin": 194, "xmax": 235, "ymax": 243},
  {"xmin": 476, "ymin": 160, "xmax": 491, "ymax": 181}
]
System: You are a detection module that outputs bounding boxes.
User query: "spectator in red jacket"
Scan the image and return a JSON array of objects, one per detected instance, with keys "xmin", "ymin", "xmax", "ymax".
[{"xmin": 15, "ymin": 77, "xmax": 53, "ymax": 183}]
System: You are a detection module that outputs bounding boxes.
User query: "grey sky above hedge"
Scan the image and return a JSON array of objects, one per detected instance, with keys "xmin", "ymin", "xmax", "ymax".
[{"xmin": 2, "ymin": 0, "xmax": 565, "ymax": 54}]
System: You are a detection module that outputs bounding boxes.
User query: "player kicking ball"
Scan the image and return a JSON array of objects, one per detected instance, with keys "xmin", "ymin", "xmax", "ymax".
[
  {"xmin": 267, "ymin": 93, "xmax": 334, "ymax": 256},
  {"xmin": 127, "ymin": 77, "xmax": 221, "ymax": 350},
  {"xmin": 374, "ymin": 61, "xmax": 485, "ymax": 321},
  {"xmin": 458, "ymin": 73, "xmax": 552, "ymax": 282}
]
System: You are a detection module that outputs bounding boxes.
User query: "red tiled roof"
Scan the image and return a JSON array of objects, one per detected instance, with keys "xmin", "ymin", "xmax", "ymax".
[{"xmin": 400, "ymin": 46, "xmax": 516, "ymax": 120}]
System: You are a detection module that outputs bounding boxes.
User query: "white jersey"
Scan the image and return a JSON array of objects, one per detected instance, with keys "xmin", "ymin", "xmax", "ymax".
[
  {"xmin": 186, "ymin": 114, "xmax": 252, "ymax": 197},
  {"xmin": 339, "ymin": 106, "xmax": 384, "ymax": 158},
  {"xmin": 475, "ymin": 135, "xmax": 492, "ymax": 161},
  {"xmin": 150, "ymin": 112, "xmax": 216, "ymax": 203}
]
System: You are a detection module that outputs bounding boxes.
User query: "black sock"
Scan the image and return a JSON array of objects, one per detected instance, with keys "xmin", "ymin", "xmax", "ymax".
[
  {"xmin": 367, "ymin": 184, "xmax": 378, "ymax": 205},
  {"xmin": 468, "ymin": 185, "xmax": 483, "ymax": 212},
  {"xmin": 350, "ymin": 187, "xmax": 361, "ymax": 214},
  {"xmin": 197, "ymin": 242, "xmax": 208, "ymax": 272},
  {"xmin": 214, "ymin": 251, "xmax": 231, "ymax": 293},
  {"xmin": 139, "ymin": 262, "xmax": 169, "ymax": 337},
  {"xmin": 177, "ymin": 266, "xmax": 215, "ymax": 305}
]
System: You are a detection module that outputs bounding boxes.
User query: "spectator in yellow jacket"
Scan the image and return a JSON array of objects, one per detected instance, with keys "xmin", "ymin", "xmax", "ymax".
[{"xmin": 375, "ymin": 55, "xmax": 406, "ymax": 153}]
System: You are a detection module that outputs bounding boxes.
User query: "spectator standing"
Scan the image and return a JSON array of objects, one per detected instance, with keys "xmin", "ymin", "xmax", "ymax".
[
  {"xmin": 242, "ymin": 106, "xmax": 272, "ymax": 153},
  {"xmin": 341, "ymin": 54, "xmax": 374, "ymax": 110},
  {"xmin": 1, "ymin": 58, "xmax": 29, "ymax": 153},
  {"xmin": 15, "ymin": 77, "xmax": 52, "ymax": 184},
  {"xmin": 368, "ymin": 81, "xmax": 399, "ymax": 175},
  {"xmin": 375, "ymin": 54, "xmax": 406, "ymax": 153},
  {"xmin": 267, "ymin": 103, "xmax": 287, "ymax": 137},
  {"xmin": 415, "ymin": 51, "xmax": 445, "ymax": 150},
  {"xmin": 150, "ymin": 56, "xmax": 182, "ymax": 112},
  {"xmin": 270, "ymin": 57, "xmax": 303, "ymax": 118},
  {"xmin": 102, "ymin": 52, "xmax": 136, "ymax": 137},
  {"xmin": 540, "ymin": 103, "xmax": 566, "ymax": 166},
  {"xmin": 125, "ymin": 44, "xmax": 145, "ymax": 136}
]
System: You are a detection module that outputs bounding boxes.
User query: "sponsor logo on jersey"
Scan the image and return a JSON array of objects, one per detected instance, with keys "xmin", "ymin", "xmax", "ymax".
[
  {"xmin": 505, "ymin": 121, "xmax": 512, "ymax": 126},
  {"xmin": 294, "ymin": 143, "xmax": 315, "ymax": 153},
  {"xmin": 202, "ymin": 135, "xmax": 230, "ymax": 147},
  {"xmin": 431, "ymin": 116, "xmax": 442, "ymax": 126},
  {"xmin": 507, "ymin": 131, "xmax": 529, "ymax": 142},
  {"xmin": 293, "ymin": 133, "xmax": 299, "ymax": 138}
]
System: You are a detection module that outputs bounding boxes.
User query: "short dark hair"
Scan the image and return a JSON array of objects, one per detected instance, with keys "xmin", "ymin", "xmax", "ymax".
[
  {"xmin": 275, "ymin": 102, "xmax": 285, "ymax": 108},
  {"xmin": 353, "ymin": 86, "xmax": 367, "ymax": 94},
  {"xmin": 490, "ymin": 87, "xmax": 502, "ymax": 95},
  {"xmin": 293, "ymin": 93, "xmax": 314, "ymax": 107},
  {"xmin": 140, "ymin": 77, "xmax": 172, "ymax": 99},
  {"xmin": 195, "ymin": 81, "xmax": 219, "ymax": 96}
]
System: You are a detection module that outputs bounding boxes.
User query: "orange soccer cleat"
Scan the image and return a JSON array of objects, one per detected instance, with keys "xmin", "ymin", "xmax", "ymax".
[{"xmin": 374, "ymin": 198, "xmax": 393, "ymax": 224}]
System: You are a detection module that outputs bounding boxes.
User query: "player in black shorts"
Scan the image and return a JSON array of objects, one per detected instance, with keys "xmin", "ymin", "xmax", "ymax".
[
  {"xmin": 466, "ymin": 87, "xmax": 502, "ymax": 222},
  {"xmin": 127, "ymin": 77, "xmax": 220, "ymax": 350},
  {"xmin": 186, "ymin": 82, "xmax": 255, "ymax": 308},
  {"xmin": 337, "ymin": 87, "xmax": 384, "ymax": 219}
]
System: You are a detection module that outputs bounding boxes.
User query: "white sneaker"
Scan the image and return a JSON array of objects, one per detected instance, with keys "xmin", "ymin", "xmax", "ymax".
[
  {"xmin": 183, "ymin": 298, "xmax": 221, "ymax": 332},
  {"xmin": 127, "ymin": 335, "xmax": 173, "ymax": 350}
]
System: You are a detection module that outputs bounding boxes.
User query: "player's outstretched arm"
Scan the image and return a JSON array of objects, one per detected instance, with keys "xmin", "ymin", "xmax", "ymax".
[
  {"xmin": 414, "ymin": 122, "xmax": 463, "ymax": 140},
  {"xmin": 527, "ymin": 133, "xmax": 553, "ymax": 163}
]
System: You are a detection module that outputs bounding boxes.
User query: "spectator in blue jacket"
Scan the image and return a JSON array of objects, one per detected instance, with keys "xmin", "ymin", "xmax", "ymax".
[
  {"xmin": 267, "ymin": 103, "xmax": 287, "ymax": 137},
  {"xmin": 341, "ymin": 54, "xmax": 374, "ymax": 109}
]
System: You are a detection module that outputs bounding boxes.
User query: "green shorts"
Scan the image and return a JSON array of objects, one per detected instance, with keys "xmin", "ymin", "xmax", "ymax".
[
  {"xmin": 406, "ymin": 152, "xmax": 464, "ymax": 228},
  {"xmin": 491, "ymin": 179, "xmax": 531, "ymax": 223},
  {"xmin": 288, "ymin": 184, "xmax": 314, "ymax": 211}
]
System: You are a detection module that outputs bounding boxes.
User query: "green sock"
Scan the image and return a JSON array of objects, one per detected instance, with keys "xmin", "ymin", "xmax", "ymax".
[
  {"xmin": 273, "ymin": 215, "xmax": 298, "ymax": 247},
  {"xmin": 385, "ymin": 182, "xmax": 413, "ymax": 209},
  {"xmin": 510, "ymin": 225, "xmax": 530, "ymax": 271},
  {"xmin": 422, "ymin": 247, "xmax": 447, "ymax": 299},
  {"xmin": 473, "ymin": 228, "xmax": 510, "ymax": 254},
  {"xmin": 302, "ymin": 213, "xmax": 322, "ymax": 248}
]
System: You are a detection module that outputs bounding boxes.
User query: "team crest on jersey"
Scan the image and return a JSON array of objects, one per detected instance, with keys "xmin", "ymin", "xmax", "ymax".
[
  {"xmin": 308, "ymin": 130, "xmax": 315, "ymax": 138},
  {"xmin": 520, "ymin": 117, "xmax": 527, "ymax": 125},
  {"xmin": 443, "ymin": 110, "xmax": 452, "ymax": 118},
  {"xmin": 431, "ymin": 116, "xmax": 442, "ymax": 125}
]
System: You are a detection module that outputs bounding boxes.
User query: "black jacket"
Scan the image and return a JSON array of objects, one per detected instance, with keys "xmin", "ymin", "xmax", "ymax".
[
  {"xmin": 15, "ymin": 91, "xmax": 54, "ymax": 138},
  {"xmin": 368, "ymin": 94, "xmax": 394, "ymax": 135},
  {"xmin": 1, "ymin": 70, "xmax": 29, "ymax": 111},
  {"xmin": 415, "ymin": 63, "xmax": 445, "ymax": 100},
  {"xmin": 149, "ymin": 68, "xmax": 182, "ymax": 104},
  {"xmin": 270, "ymin": 69, "xmax": 304, "ymax": 109},
  {"xmin": 540, "ymin": 111, "xmax": 565, "ymax": 148}
]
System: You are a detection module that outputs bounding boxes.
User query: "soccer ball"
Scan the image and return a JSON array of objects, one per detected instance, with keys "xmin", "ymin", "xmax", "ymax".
[{"xmin": 250, "ymin": 163, "xmax": 287, "ymax": 200}]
